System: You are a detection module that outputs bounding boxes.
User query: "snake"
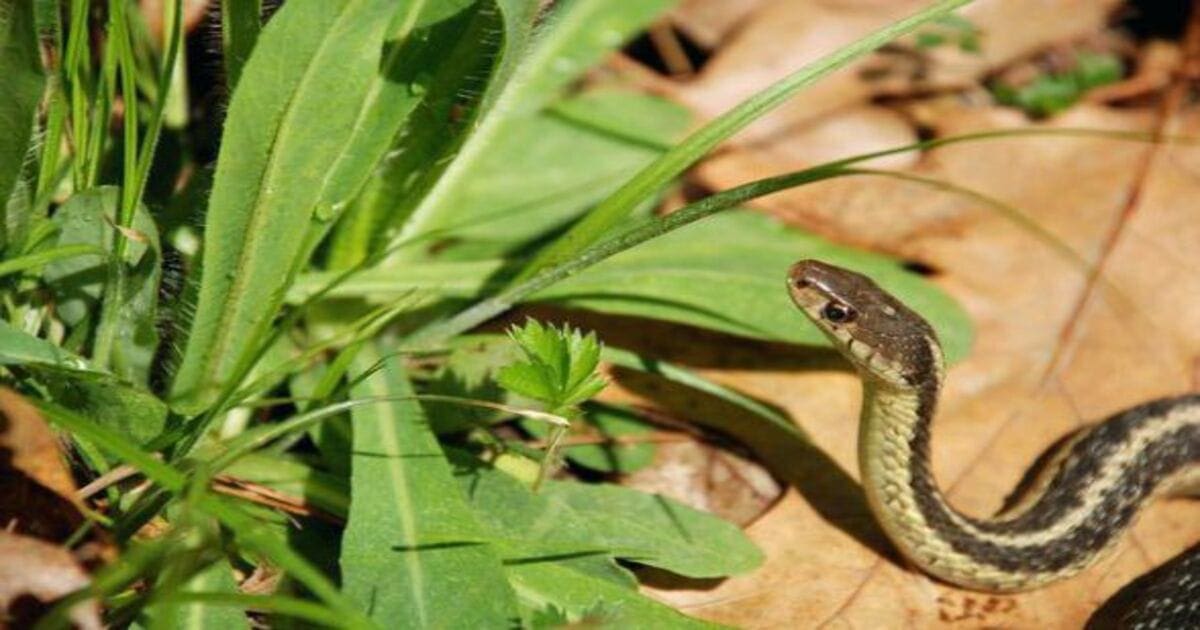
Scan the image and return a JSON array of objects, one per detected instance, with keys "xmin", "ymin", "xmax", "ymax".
[{"xmin": 787, "ymin": 259, "xmax": 1200, "ymax": 626}]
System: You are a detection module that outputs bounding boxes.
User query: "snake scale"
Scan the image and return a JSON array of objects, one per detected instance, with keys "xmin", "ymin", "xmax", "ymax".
[{"xmin": 787, "ymin": 259, "xmax": 1200, "ymax": 628}]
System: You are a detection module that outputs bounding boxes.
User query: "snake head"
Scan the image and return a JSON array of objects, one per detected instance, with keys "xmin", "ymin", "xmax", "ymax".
[{"xmin": 788, "ymin": 259, "xmax": 942, "ymax": 387}]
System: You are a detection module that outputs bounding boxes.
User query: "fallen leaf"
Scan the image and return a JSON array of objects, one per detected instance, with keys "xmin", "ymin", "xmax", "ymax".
[
  {"xmin": 0, "ymin": 388, "xmax": 85, "ymax": 543},
  {"xmin": 671, "ymin": 0, "xmax": 1120, "ymax": 143},
  {"xmin": 0, "ymin": 531, "xmax": 101, "ymax": 630}
]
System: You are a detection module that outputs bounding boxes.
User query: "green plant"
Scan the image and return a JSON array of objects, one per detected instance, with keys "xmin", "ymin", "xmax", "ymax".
[{"xmin": 0, "ymin": 0, "xmax": 984, "ymax": 627}]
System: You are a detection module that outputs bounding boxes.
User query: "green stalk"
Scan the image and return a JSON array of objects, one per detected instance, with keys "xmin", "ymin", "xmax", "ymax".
[
  {"xmin": 91, "ymin": 0, "xmax": 140, "ymax": 368},
  {"xmin": 64, "ymin": 0, "xmax": 92, "ymax": 189},
  {"xmin": 91, "ymin": 0, "xmax": 181, "ymax": 369},
  {"xmin": 515, "ymin": 0, "xmax": 972, "ymax": 282}
]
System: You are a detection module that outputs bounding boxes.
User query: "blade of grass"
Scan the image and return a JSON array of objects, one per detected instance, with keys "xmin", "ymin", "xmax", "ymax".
[
  {"xmin": 157, "ymin": 593, "xmax": 344, "ymax": 628},
  {"xmin": 516, "ymin": 0, "xmax": 972, "ymax": 281},
  {"xmin": 91, "ymin": 0, "xmax": 141, "ymax": 369},
  {"xmin": 0, "ymin": 244, "xmax": 106, "ymax": 279}
]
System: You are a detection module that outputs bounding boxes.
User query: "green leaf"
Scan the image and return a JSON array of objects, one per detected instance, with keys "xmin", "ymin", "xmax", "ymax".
[
  {"xmin": 534, "ymin": 210, "xmax": 973, "ymax": 361},
  {"xmin": 0, "ymin": 319, "xmax": 91, "ymax": 370},
  {"xmin": 171, "ymin": 0, "xmax": 465, "ymax": 413},
  {"xmin": 497, "ymin": 319, "xmax": 607, "ymax": 411},
  {"xmin": 31, "ymin": 366, "xmax": 169, "ymax": 447},
  {"xmin": 451, "ymin": 450, "xmax": 762, "ymax": 579},
  {"xmin": 543, "ymin": 479, "xmax": 763, "ymax": 578},
  {"xmin": 390, "ymin": 0, "xmax": 675, "ymax": 255},
  {"xmin": 328, "ymin": 0, "xmax": 538, "ymax": 268},
  {"xmin": 143, "ymin": 559, "xmax": 249, "ymax": 630},
  {"xmin": 410, "ymin": 89, "xmax": 691, "ymax": 257},
  {"xmin": 44, "ymin": 187, "xmax": 162, "ymax": 384},
  {"xmin": 505, "ymin": 550, "xmax": 719, "ymax": 629},
  {"xmin": 296, "ymin": 210, "xmax": 971, "ymax": 362},
  {"xmin": 0, "ymin": 0, "xmax": 44, "ymax": 231},
  {"xmin": 341, "ymin": 344, "xmax": 519, "ymax": 626}
]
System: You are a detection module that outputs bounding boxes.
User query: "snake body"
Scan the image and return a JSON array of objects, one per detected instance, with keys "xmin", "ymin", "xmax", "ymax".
[{"xmin": 787, "ymin": 259, "xmax": 1200, "ymax": 625}]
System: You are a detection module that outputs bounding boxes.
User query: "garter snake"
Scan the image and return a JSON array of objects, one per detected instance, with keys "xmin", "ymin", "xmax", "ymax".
[{"xmin": 787, "ymin": 259, "xmax": 1200, "ymax": 626}]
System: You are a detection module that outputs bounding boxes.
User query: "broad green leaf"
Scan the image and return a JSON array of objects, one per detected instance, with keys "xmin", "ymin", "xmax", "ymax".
[
  {"xmin": 412, "ymin": 89, "xmax": 691, "ymax": 257},
  {"xmin": 328, "ymin": 0, "xmax": 538, "ymax": 268},
  {"xmin": 451, "ymin": 450, "xmax": 762, "ymax": 579},
  {"xmin": 0, "ymin": 0, "xmax": 44, "ymax": 235},
  {"xmin": 503, "ymin": 548, "xmax": 720, "ymax": 629},
  {"xmin": 31, "ymin": 366, "xmax": 169, "ymax": 447},
  {"xmin": 171, "ymin": 0, "xmax": 459, "ymax": 413},
  {"xmin": 543, "ymin": 479, "xmax": 762, "ymax": 578},
  {"xmin": 44, "ymin": 187, "xmax": 162, "ymax": 384},
  {"xmin": 536, "ymin": 210, "xmax": 973, "ymax": 361},
  {"xmin": 341, "ymin": 344, "xmax": 518, "ymax": 626},
  {"xmin": 391, "ymin": 0, "xmax": 676, "ymax": 256},
  {"xmin": 0, "ymin": 319, "xmax": 90, "ymax": 370}
]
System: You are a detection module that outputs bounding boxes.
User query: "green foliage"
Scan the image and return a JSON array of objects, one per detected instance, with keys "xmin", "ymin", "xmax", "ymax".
[
  {"xmin": 44, "ymin": 187, "xmax": 161, "ymax": 382},
  {"xmin": 992, "ymin": 51, "xmax": 1123, "ymax": 117},
  {"xmin": 497, "ymin": 319, "xmax": 607, "ymax": 412},
  {"xmin": 341, "ymin": 345, "xmax": 518, "ymax": 626}
]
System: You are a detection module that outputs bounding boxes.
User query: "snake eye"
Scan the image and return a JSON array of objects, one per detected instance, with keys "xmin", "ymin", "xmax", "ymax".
[{"xmin": 822, "ymin": 301, "xmax": 857, "ymax": 324}]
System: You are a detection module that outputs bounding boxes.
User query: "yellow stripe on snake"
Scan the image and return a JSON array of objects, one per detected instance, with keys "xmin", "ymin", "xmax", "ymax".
[{"xmin": 787, "ymin": 260, "xmax": 1200, "ymax": 628}]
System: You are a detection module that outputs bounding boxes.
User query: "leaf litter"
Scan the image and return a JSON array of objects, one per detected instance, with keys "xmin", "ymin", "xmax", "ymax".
[{"xmin": 594, "ymin": 0, "xmax": 1200, "ymax": 627}]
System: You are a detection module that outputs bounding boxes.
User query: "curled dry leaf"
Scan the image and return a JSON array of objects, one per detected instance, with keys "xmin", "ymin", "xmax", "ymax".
[
  {"xmin": 653, "ymin": 98, "xmax": 1200, "ymax": 627},
  {"xmin": 0, "ymin": 531, "xmax": 101, "ymax": 630}
]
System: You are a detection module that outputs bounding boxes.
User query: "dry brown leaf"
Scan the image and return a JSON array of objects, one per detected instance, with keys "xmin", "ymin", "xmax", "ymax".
[
  {"xmin": 0, "ymin": 388, "xmax": 87, "ymax": 544},
  {"xmin": 672, "ymin": 0, "xmax": 1120, "ymax": 143},
  {"xmin": 645, "ymin": 102, "xmax": 1200, "ymax": 627},
  {"xmin": 0, "ymin": 531, "xmax": 101, "ymax": 630}
]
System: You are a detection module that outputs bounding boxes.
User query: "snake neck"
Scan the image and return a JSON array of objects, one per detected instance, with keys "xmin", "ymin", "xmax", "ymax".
[{"xmin": 858, "ymin": 361, "xmax": 1200, "ymax": 592}]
